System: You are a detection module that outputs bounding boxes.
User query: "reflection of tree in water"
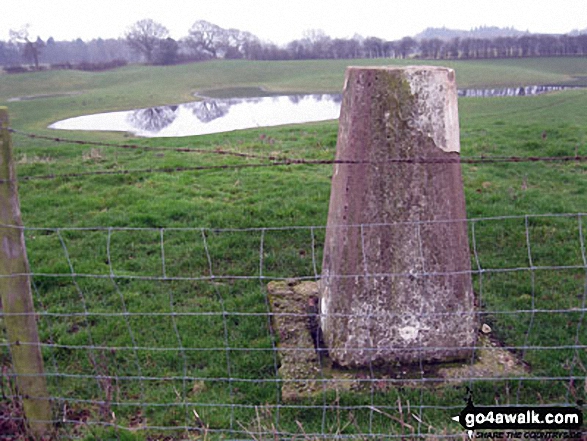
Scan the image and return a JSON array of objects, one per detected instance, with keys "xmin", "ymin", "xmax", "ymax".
[
  {"xmin": 126, "ymin": 94, "xmax": 344, "ymax": 133},
  {"xmin": 127, "ymin": 106, "xmax": 178, "ymax": 132},
  {"xmin": 330, "ymin": 94, "xmax": 343, "ymax": 104},
  {"xmin": 185, "ymin": 98, "xmax": 260, "ymax": 123},
  {"xmin": 457, "ymin": 86, "xmax": 571, "ymax": 98},
  {"xmin": 288, "ymin": 93, "xmax": 342, "ymax": 104},
  {"xmin": 185, "ymin": 100, "xmax": 231, "ymax": 123},
  {"xmin": 287, "ymin": 95, "xmax": 305, "ymax": 104}
]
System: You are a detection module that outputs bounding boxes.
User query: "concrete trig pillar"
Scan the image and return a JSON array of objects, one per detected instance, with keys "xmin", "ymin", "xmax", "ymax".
[{"xmin": 320, "ymin": 66, "xmax": 476, "ymax": 368}]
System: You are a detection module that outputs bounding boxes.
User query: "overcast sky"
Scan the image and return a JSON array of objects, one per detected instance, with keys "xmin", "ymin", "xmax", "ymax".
[{"xmin": 1, "ymin": 0, "xmax": 585, "ymax": 45}]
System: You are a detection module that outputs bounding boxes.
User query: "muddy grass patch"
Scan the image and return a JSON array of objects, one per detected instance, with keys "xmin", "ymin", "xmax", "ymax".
[
  {"xmin": 16, "ymin": 153, "xmax": 55, "ymax": 165},
  {"xmin": 7, "ymin": 92, "xmax": 84, "ymax": 102},
  {"xmin": 267, "ymin": 280, "xmax": 528, "ymax": 402},
  {"xmin": 0, "ymin": 377, "xmax": 27, "ymax": 440}
]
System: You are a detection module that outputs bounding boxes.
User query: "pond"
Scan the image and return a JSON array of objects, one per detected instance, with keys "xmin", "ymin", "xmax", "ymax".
[
  {"xmin": 457, "ymin": 85, "xmax": 575, "ymax": 97},
  {"xmin": 48, "ymin": 86, "xmax": 578, "ymax": 138},
  {"xmin": 49, "ymin": 94, "xmax": 342, "ymax": 138}
]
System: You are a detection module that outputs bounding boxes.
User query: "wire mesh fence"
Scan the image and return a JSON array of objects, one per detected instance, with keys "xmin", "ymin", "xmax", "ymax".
[
  {"xmin": 1, "ymin": 214, "xmax": 586, "ymax": 439},
  {"xmin": 3, "ymin": 105, "xmax": 587, "ymax": 438}
]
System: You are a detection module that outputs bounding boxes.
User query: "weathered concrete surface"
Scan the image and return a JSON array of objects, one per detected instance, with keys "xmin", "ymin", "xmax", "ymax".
[
  {"xmin": 267, "ymin": 280, "xmax": 330, "ymax": 401},
  {"xmin": 320, "ymin": 66, "xmax": 477, "ymax": 368},
  {"xmin": 268, "ymin": 280, "xmax": 524, "ymax": 399}
]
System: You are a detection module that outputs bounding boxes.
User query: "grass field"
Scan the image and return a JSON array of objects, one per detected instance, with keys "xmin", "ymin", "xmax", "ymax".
[{"xmin": 1, "ymin": 58, "xmax": 587, "ymax": 439}]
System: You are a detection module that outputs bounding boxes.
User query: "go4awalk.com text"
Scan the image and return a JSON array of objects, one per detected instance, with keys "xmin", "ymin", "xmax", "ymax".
[{"xmin": 452, "ymin": 390, "xmax": 583, "ymax": 439}]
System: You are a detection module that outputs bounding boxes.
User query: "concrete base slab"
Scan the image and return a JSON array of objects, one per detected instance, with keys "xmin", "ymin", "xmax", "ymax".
[{"xmin": 267, "ymin": 280, "xmax": 528, "ymax": 402}]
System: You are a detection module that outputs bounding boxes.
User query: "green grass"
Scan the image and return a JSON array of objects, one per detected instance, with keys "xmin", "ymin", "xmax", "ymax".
[
  {"xmin": 1, "ymin": 58, "xmax": 587, "ymax": 439},
  {"xmin": 2, "ymin": 57, "xmax": 587, "ymax": 134}
]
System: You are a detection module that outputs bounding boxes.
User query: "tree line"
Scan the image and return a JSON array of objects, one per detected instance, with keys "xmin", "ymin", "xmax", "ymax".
[{"xmin": 2, "ymin": 19, "xmax": 587, "ymax": 72}]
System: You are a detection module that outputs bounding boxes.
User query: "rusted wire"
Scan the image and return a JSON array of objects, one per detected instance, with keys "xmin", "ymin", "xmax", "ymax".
[
  {"xmin": 4, "ymin": 127, "xmax": 587, "ymax": 183},
  {"xmin": 8, "ymin": 128, "xmax": 277, "ymax": 161}
]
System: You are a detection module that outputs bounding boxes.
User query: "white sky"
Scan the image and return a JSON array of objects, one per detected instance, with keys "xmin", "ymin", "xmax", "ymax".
[{"xmin": 1, "ymin": 0, "xmax": 585, "ymax": 45}]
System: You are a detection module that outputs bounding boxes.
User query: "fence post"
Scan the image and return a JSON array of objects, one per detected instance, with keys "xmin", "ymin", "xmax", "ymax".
[
  {"xmin": 0, "ymin": 107, "xmax": 51, "ymax": 437},
  {"xmin": 319, "ymin": 67, "xmax": 477, "ymax": 368}
]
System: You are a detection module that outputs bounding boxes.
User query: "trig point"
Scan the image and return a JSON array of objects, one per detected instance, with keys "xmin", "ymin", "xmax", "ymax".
[{"xmin": 319, "ymin": 66, "xmax": 477, "ymax": 368}]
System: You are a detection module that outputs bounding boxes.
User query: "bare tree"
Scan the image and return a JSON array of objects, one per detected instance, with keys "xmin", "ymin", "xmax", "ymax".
[
  {"xmin": 287, "ymin": 40, "xmax": 308, "ymax": 59},
  {"xmin": 447, "ymin": 37, "xmax": 460, "ymax": 58},
  {"xmin": 125, "ymin": 19, "xmax": 169, "ymax": 63},
  {"xmin": 9, "ymin": 25, "xmax": 43, "ymax": 70},
  {"xmin": 302, "ymin": 29, "xmax": 332, "ymax": 58},
  {"xmin": 153, "ymin": 38, "xmax": 179, "ymax": 65},
  {"xmin": 185, "ymin": 20, "xmax": 227, "ymax": 59},
  {"xmin": 225, "ymin": 29, "xmax": 258, "ymax": 59},
  {"xmin": 331, "ymin": 38, "xmax": 360, "ymax": 59},
  {"xmin": 363, "ymin": 37, "xmax": 385, "ymax": 58},
  {"xmin": 0, "ymin": 41, "xmax": 21, "ymax": 66},
  {"xmin": 396, "ymin": 36, "xmax": 417, "ymax": 59}
]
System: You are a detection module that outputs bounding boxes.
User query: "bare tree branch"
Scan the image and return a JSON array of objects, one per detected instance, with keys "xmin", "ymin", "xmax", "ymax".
[{"xmin": 125, "ymin": 19, "xmax": 169, "ymax": 64}]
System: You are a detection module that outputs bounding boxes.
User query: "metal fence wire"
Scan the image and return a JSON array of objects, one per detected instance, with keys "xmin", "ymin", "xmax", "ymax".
[
  {"xmin": 5, "ymin": 127, "xmax": 587, "ymax": 184},
  {"xmin": 1, "ymin": 123, "xmax": 587, "ymax": 439},
  {"xmin": 1, "ymin": 213, "xmax": 586, "ymax": 439}
]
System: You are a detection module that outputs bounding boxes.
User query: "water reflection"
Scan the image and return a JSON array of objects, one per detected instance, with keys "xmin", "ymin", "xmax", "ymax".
[
  {"xmin": 457, "ymin": 85, "xmax": 573, "ymax": 97},
  {"xmin": 49, "ymin": 87, "xmax": 574, "ymax": 138},
  {"xmin": 50, "ymin": 94, "xmax": 343, "ymax": 138},
  {"xmin": 186, "ymin": 98, "xmax": 269, "ymax": 124},
  {"xmin": 127, "ymin": 106, "xmax": 178, "ymax": 131},
  {"xmin": 187, "ymin": 100, "xmax": 231, "ymax": 123}
]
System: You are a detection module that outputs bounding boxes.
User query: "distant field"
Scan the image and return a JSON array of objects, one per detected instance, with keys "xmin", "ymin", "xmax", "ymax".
[
  {"xmin": 2, "ymin": 57, "xmax": 587, "ymax": 133},
  {"xmin": 1, "ymin": 58, "xmax": 587, "ymax": 439}
]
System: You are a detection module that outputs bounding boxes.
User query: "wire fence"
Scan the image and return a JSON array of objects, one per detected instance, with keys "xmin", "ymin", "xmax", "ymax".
[
  {"xmin": 1, "ymin": 214, "xmax": 586, "ymax": 439},
  {"xmin": 6, "ymin": 127, "xmax": 587, "ymax": 184},
  {"xmin": 1, "ymin": 124, "xmax": 587, "ymax": 439}
]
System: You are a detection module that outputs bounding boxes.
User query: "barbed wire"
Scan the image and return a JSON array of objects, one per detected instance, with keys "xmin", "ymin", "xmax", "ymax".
[
  {"xmin": 3, "ymin": 156, "xmax": 586, "ymax": 184},
  {"xmin": 5, "ymin": 127, "xmax": 587, "ymax": 183},
  {"xmin": 10, "ymin": 125, "xmax": 587, "ymax": 165},
  {"xmin": 0, "ymin": 160, "xmax": 335, "ymax": 184},
  {"xmin": 8, "ymin": 127, "xmax": 276, "ymax": 161}
]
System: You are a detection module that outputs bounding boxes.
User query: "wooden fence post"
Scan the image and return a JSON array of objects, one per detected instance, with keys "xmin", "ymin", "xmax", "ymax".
[{"xmin": 0, "ymin": 107, "xmax": 51, "ymax": 438}]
